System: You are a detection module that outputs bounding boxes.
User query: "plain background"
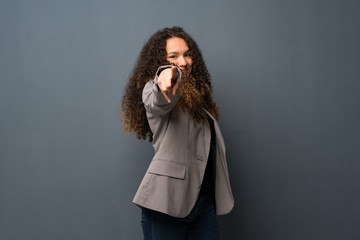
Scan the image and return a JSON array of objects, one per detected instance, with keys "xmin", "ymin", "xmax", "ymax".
[{"xmin": 1, "ymin": 0, "xmax": 359, "ymax": 239}]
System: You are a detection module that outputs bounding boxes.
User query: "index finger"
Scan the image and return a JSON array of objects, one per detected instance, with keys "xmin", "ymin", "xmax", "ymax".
[{"xmin": 171, "ymin": 66, "xmax": 179, "ymax": 87}]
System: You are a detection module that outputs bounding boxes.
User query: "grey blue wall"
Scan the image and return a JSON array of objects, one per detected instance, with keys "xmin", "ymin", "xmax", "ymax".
[{"xmin": 1, "ymin": 0, "xmax": 359, "ymax": 239}]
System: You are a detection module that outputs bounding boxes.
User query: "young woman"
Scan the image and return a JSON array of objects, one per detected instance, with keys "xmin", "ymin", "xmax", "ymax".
[{"xmin": 121, "ymin": 26, "xmax": 234, "ymax": 239}]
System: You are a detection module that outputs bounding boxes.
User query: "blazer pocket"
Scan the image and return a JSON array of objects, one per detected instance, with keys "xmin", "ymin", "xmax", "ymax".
[{"xmin": 148, "ymin": 159, "xmax": 186, "ymax": 180}]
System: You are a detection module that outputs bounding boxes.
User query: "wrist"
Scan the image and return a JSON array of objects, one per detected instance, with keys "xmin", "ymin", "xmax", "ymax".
[{"xmin": 154, "ymin": 65, "xmax": 182, "ymax": 84}]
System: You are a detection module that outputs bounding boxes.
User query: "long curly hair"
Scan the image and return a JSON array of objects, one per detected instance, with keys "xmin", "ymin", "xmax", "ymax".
[{"xmin": 121, "ymin": 26, "xmax": 219, "ymax": 141}]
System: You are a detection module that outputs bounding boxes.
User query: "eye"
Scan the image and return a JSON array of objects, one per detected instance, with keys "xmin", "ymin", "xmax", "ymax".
[{"xmin": 168, "ymin": 55, "xmax": 177, "ymax": 59}]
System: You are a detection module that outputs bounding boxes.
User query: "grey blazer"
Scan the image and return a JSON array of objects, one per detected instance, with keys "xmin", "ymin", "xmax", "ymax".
[{"xmin": 133, "ymin": 69, "xmax": 234, "ymax": 218}]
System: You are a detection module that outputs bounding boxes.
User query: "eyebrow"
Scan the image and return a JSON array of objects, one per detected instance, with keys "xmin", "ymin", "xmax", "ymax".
[{"xmin": 167, "ymin": 50, "xmax": 191, "ymax": 55}]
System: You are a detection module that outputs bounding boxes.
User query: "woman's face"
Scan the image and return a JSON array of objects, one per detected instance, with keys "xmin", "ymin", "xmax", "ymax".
[{"xmin": 166, "ymin": 37, "xmax": 192, "ymax": 76}]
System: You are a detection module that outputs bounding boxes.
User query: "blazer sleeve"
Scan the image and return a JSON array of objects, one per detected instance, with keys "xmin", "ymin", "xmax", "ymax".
[{"xmin": 142, "ymin": 66, "xmax": 181, "ymax": 116}]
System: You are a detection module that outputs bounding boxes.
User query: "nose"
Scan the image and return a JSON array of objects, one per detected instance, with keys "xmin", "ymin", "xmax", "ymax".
[{"xmin": 177, "ymin": 56, "xmax": 187, "ymax": 67}]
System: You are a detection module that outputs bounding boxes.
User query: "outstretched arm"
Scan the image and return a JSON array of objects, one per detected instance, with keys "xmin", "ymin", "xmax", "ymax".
[{"xmin": 142, "ymin": 65, "xmax": 181, "ymax": 116}]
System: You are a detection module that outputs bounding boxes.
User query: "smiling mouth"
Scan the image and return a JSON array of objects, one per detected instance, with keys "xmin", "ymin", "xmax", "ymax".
[{"xmin": 181, "ymin": 68, "xmax": 190, "ymax": 74}]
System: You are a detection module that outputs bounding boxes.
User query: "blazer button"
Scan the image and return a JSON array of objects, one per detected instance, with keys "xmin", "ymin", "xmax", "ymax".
[{"xmin": 197, "ymin": 154, "xmax": 203, "ymax": 161}]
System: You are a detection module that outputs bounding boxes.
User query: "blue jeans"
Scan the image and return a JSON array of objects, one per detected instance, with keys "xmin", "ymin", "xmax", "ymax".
[{"xmin": 141, "ymin": 195, "xmax": 219, "ymax": 240}]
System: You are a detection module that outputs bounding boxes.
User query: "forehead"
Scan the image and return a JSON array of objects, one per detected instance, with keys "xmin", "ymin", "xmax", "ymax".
[{"xmin": 166, "ymin": 37, "xmax": 189, "ymax": 53}]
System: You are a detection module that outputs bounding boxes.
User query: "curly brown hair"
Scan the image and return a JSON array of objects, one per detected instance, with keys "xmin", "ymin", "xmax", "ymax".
[{"xmin": 121, "ymin": 26, "xmax": 219, "ymax": 141}]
